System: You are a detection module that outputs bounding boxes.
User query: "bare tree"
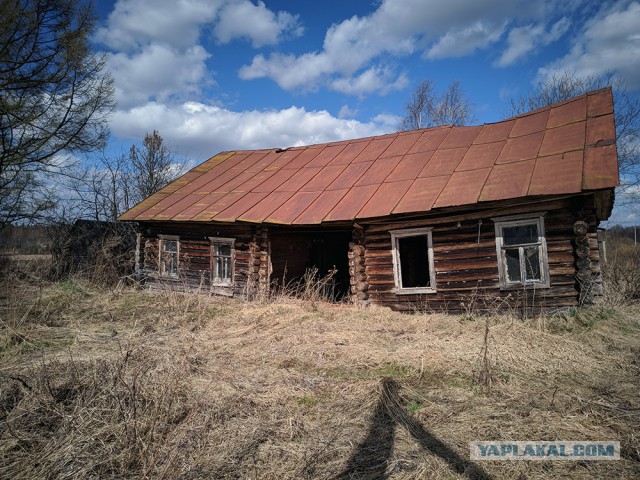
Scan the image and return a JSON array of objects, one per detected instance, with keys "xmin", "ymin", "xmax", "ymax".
[
  {"xmin": 509, "ymin": 71, "xmax": 640, "ymax": 189},
  {"xmin": 400, "ymin": 80, "xmax": 474, "ymax": 130},
  {"xmin": 60, "ymin": 131, "xmax": 185, "ymax": 222},
  {"xmin": 0, "ymin": 0, "xmax": 114, "ymax": 229},
  {"xmin": 129, "ymin": 130, "xmax": 180, "ymax": 203}
]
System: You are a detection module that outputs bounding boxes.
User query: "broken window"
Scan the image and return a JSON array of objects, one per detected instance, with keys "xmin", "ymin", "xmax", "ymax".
[
  {"xmin": 159, "ymin": 236, "xmax": 179, "ymax": 278},
  {"xmin": 493, "ymin": 215, "xmax": 549, "ymax": 289},
  {"xmin": 390, "ymin": 228, "xmax": 436, "ymax": 294},
  {"xmin": 210, "ymin": 237, "xmax": 234, "ymax": 285}
]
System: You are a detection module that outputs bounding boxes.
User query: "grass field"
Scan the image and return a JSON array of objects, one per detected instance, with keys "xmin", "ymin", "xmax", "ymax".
[{"xmin": 1, "ymin": 273, "xmax": 639, "ymax": 479}]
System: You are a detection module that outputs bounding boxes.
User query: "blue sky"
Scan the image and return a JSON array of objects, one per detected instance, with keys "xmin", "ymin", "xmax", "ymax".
[{"xmin": 92, "ymin": 0, "xmax": 640, "ymax": 223}]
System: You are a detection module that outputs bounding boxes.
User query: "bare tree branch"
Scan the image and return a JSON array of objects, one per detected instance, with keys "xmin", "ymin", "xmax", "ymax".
[
  {"xmin": 0, "ymin": 0, "xmax": 115, "ymax": 229},
  {"xmin": 399, "ymin": 80, "xmax": 474, "ymax": 131}
]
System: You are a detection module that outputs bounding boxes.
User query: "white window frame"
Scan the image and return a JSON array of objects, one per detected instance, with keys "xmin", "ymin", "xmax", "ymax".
[
  {"xmin": 390, "ymin": 227, "xmax": 436, "ymax": 294},
  {"xmin": 492, "ymin": 213, "xmax": 550, "ymax": 289},
  {"xmin": 210, "ymin": 237, "xmax": 235, "ymax": 287},
  {"xmin": 158, "ymin": 235, "xmax": 179, "ymax": 278}
]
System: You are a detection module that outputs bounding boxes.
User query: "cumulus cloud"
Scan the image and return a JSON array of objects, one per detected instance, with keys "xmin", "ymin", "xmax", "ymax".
[
  {"xmin": 538, "ymin": 2, "xmax": 640, "ymax": 88},
  {"xmin": 111, "ymin": 102, "xmax": 396, "ymax": 159},
  {"xmin": 239, "ymin": 0, "xmax": 526, "ymax": 94},
  {"xmin": 425, "ymin": 21, "xmax": 505, "ymax": 59},
  {"xmin": 96, "ymin": 0, "xmax": 303, "ymax": 110},
  {"xmin": 330, "ymin": 67, "xmax": 408, "ymax": 96},
  {"xmin": 109, "ymin": 44, "xmax": 211, "ymax": 109},
  {"xmin": 496, "ymin": 17, "xmax": 570, "ymax": 67},
  {"xmin": 213, "ymin": 0, "xmax": 303, "ymax": 47},
  {"xmin": 95, "ymin": 0, "xmax": 222, "ymax": 51}
]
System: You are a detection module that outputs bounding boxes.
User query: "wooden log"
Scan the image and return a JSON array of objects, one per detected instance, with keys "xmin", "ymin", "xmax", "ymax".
[{"xmin": 573, "ymin": 220, "xmax": 589, "ymax": 236}]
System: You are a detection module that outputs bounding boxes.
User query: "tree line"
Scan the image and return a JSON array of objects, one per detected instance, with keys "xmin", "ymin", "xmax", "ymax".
[{"xmin": 1, "ymin": 0, "xmax": 639, "ymax": 230}]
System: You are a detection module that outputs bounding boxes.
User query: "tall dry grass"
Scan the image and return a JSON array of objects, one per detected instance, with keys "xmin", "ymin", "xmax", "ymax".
[{"xmin": 1, "ymin": 259, "xmax": 639, "ymax": 478}]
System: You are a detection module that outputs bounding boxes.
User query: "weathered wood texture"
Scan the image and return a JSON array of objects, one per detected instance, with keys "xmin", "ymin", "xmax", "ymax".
[
  {"xmin": 138, "ymin": 222, "xmax": 263, "ymax": 297},
  {"xmin": 136, "ymin": 193, "xmax": 605, "ymax": 312},
  {"xmin": 361, "ymin": 195, "xmax": 603, "ymax": 313}
]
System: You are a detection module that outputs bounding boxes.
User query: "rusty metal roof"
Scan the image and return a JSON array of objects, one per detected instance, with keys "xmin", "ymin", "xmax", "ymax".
[{"xmin": 119, "ymin": 88, "xmax": 619, "ymax": 224}]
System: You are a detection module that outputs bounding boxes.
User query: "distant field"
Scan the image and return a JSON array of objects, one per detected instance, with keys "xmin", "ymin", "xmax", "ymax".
[{"xmin": 1, "ymin": 277, "xmax": 639, "ymax": 479}]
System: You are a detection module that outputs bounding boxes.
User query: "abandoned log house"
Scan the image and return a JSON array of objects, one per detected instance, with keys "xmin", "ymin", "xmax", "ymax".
[{"xmin": 118, "ymin": 88, "xmax": 619, "ymax": 312}]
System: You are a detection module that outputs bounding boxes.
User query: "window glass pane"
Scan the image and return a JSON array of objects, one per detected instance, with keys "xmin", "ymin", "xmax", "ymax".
[
  {"xmin": 505, "ymin": 248, "xmax": 521, "ymax": 282},
  {"xmin": 398, "ymin": 235, "xmax": 430, "ymax": 288},
  {"xmin": 524, "ymin": 246, "xmax": 541, "ymax": 281},
  {"xmin": 503, "ymin": 224, "xmax": 538, "ymax": 246},
  {"xmin": 216, "ymin": 243, "xmax": 231, "ymax": 256},
  {"xmin": 163, "ymin": 240, "xmax": 177, "ymax": 253},
  {"xmin": 212, "ymin": 241, "xmax": 232, "ymax": 284},
  {"xmin": 160, "ymin": 240, "xmax": 178, "ymax": 277}
]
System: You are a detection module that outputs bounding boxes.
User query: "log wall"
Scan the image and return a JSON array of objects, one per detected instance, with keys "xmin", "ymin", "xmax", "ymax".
[
  {"xmin": 134, "ymin": 193, "xmax": 605, "ymax": 312},
  {"xmin": 138, "ymin": 222, "xmax": 267, "ymax": 297},
  {"xmin": 360, "ymin": 195, "xmax": 603, "ymax": 313}
]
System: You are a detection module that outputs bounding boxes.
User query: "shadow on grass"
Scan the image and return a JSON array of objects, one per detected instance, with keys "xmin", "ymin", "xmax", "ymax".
[{"xmin": 334, "ymin": 378, "xmax": 492, "ymax": 480}]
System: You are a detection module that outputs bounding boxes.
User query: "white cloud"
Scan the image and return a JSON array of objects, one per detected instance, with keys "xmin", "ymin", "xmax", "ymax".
[
  {"xmin": 425, "ymin": 21, "xmax": 505, "ymax": 59},
  {"xmin": 237, "ymin": 0, "xmax": 546, "ymax": 94},
  {"xmin": 538, "ymin": 2, "xmax": 640, "ymax": 88},
  {"xmin": 108, "ymin": 44, "xmax": 211, "ymax": 109},
  {"xmin": 213, "ymin": 0, "xmax": 303, "ymax": 47},
  {"xmin": 97, "ymin": 0, "xmax": 303, "ymax": 110},
  {"xmin": 330, "ymin": 67, "xmax": 408, "ymax": 96},
  {"xmin": 111, "ymin": 102, "xmax": 396, "ymax": 159},
  {"xmin": 496, "ymin": 17, "xmax": 570, "ymax": 67},
  {"xmin": 338, "ymin": 105, "xmax": 358, "ymax": 119},
  {"xmin": 95, "ymin": 0, "xmax": 222, "ymax": 51}
]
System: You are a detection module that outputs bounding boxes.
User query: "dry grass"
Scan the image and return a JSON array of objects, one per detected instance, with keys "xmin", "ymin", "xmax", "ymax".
[{"xmin": 1, "ymin": 270, "xmax": 639, "ymax": 479}]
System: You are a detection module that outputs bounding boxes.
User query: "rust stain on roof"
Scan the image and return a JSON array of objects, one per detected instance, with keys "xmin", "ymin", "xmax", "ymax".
[{"xmin": 119, "ymin": 88, "xmax": 619, "ymax": 224}]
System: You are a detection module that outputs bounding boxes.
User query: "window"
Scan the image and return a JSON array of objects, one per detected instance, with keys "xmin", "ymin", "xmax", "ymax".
[
  {"xmin": 493, "ymin": 215, "xmax": 549, "ymax": 289},
  {"xmin": 159, "ymin": 235, "xmax": 179, "ymax": 278},
  {"xmin": 390, "ymin": 228, "xmax": 436, "ymax": 294},
  {"xmin": 210, "ymin": 237, "xmax": 234, "ymax": 285}
]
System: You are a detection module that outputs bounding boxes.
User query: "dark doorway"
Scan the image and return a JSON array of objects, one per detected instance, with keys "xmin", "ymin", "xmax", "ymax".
[{"xmin": 270, "ymin": 229, "xmax": 352, "ymax": 300}]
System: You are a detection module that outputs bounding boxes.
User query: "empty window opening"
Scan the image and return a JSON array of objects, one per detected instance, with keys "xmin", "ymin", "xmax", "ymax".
[{"xmin": 391, "ymin": 228, "xmax": 436, "ymax": 294}]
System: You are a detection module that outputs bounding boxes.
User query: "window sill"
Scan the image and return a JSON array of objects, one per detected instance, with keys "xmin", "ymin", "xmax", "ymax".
[
  {"xmin": 153, "ymin": 274, "xmax": 180, "ymax": 281},
  {"xmin": 499, "ymin": 282, "xmax": 550, "ymax": 291},
  {"xmin": 394, "ymin": 287, "xmax": 437, "ymax": 295},
  {"xmin": 211, "ymin": 285, "xmax": 234, "ymax": 297}
]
